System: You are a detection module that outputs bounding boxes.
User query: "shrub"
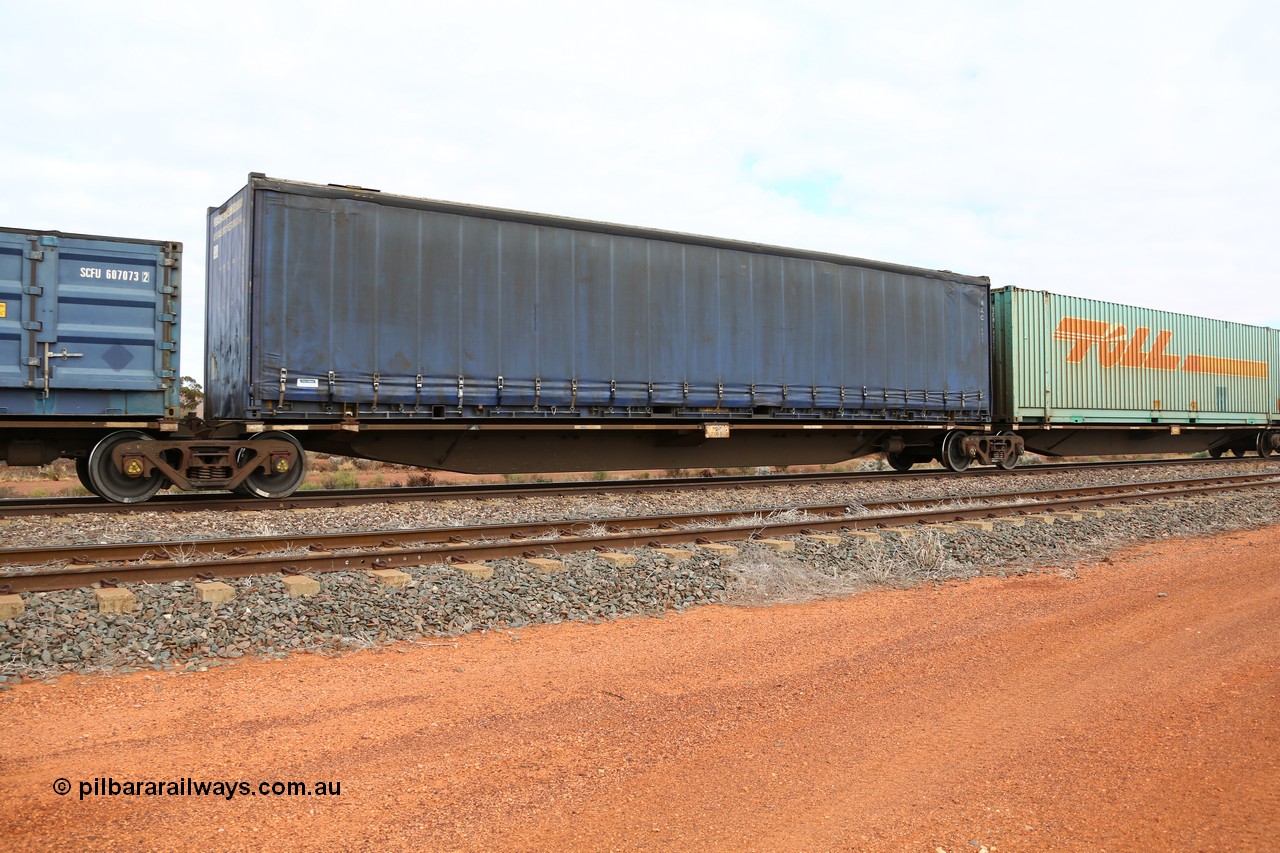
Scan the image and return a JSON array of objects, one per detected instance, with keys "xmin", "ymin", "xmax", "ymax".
[
  {"xmin": 322, "ymin": 471, "xmax": 360, "ymax": 490},
  {"xmin": 41, "ymin": 459, "xmax": 75, "ymax": 480}
]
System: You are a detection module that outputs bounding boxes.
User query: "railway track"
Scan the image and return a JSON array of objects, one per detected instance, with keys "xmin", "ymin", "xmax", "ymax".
[
  {"xmin": 0, "ymin": 456, "xmax": 1273, "ymax": 518},
  {"xmin": 4, "ymin": 470, "xmax": 1277, "ymax": 593}
]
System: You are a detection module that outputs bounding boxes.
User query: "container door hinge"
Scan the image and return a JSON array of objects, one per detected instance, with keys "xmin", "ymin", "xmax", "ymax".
[
  {"xmin": 158, "ymin": 313, "xmax": 177, "ymax": 324},
  {"xmin": 21, "ymin": 321, "xmax": 41, "ymax": 331},
  {"xmin": 160, "ymin": 256, "xmax": 178, "ymax": 267},
  {"xmin": 158, "ymin": 341, "xmax": 176, "ymax": 351},
  {"xmin": 21, "ymin": 286, "xmax": 42, "ymax": 296},
  {"xmin": 23, "ymin": 250, "xmax": 44, "ymax": 261}
]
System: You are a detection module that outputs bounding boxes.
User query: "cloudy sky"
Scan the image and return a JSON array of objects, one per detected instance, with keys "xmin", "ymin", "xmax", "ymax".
[{"xmin": 2, "ymin": 1, "xmax": 1276, "ymax": 382}]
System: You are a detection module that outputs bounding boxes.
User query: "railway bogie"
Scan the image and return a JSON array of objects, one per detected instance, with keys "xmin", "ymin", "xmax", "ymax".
[
  {"xmin": 0, "ymin": 423, "xmax": 308, "ymax": 503},
  {"xmin": 77, "ymin": 429, "xmax": 307, "ymax": 503}
]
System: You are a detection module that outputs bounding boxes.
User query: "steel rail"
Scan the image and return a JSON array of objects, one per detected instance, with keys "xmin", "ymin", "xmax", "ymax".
[
  {"xmin": 3, "ymin": 474, "xmax": 1277, "ymax": 593},
  {"xmin": 0, "ymin": 456, "xmax": 1271, "ymax": 518},
  {"xmin": 0, "ymin": 472, "xmax": 1273, "ymax": 569}
]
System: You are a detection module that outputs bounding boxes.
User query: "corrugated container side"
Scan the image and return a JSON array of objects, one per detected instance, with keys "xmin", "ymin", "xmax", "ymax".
[
  {"xmin": 0, "ymin": 227, "xmax": 179, "ymax": 416},
  {"xmin": 1272, "ymin": 326, "xmax": 1280, "ymax": 417},
  {"xmin": 210, "ymin": 176, "xmax": 993, "ymax": 425},
  {"xmin": 993, "ymin": 287, "xmax": 1276, "ymax": 425},
  {"xmin": 205, "ymin": 188, "xmax": 251, "ymax": 420}
]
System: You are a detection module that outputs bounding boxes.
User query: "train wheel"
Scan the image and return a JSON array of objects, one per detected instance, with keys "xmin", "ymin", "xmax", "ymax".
[
  {"xmin": 235, "ymin": 433, "xmax": 307, "ymax": 499},
  {"xmin": 86, "ymin": 430, "xmax": 166, "ymax": 504},
  {"xmin": 886, "ymin": 450, "xmax": 914, "ymax": 472},
  {"xmin": 996, "ymin": 430, "xmax": 1021, "ymax": 470},
  {"xmin": 1208, "ymin": 446, "xmax": 1225, "ymax": 459},
  {"xmin": 940, "ymin": 431, "xmax": 972, "ymax": 473},
  {"xmin": 1259, "ymin": 432, "xmax": 1276, "ymax": 459},
  {"xmin": 75, "ymin": 456, "xmax": 102, "ymax": 497},
  {"xmin": 1232, "ymin": 447, "xmax": 1247, "ymax": 458}
]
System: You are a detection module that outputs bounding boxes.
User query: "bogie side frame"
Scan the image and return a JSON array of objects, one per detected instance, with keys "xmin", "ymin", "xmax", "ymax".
[{"xmin": 0, "ymin": 418, "xmax": 306, "ymax": 504}]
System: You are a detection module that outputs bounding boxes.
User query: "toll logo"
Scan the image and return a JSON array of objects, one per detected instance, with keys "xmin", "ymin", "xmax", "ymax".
[{"xmin": 1053, "ymin": 317, "xmax": 1267, "ymax": 379}]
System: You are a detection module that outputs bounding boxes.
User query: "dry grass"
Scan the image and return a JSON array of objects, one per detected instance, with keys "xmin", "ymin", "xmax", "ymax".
[
  {"xmin": 857, "ymin": 532, "xmax": 960, "ymax": 584},
  {"xmin": 724, "ymin": 546, "xmax": 866, "ymax": 605},
  {"xmin": 158, "ymin": 544, "xmax": 204, "ymax": 564},
  {"xmin": 682, "ymin": 508, "xmax": 832, "ymax": 531},
  {"xmin": 724, "ymin": 531, "xmax": 970, "ymax": 606}
]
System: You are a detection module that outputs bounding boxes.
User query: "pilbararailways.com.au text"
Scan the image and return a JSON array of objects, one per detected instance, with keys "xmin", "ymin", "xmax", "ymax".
[{"xmin": 55, "ymin": 777, "xmax": 341, "ymax": 801}]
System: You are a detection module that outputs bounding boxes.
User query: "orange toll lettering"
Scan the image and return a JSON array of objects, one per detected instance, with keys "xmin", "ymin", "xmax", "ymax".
[
  {"xmin": 1051, "ymin": 316, "xmax": 1267, "ymax": 379},
  {"xmin": 1118, "ymin": 328, "xmax": 1149, "ymax": 367},
  {"xmin": 1096, "ymin": 326, "xmax": 1129, "ymax": 367},
  {"xmin": 1143, "ymin": 330, "xmax": 1181, "ymax": 370},
  {"xmin": 1053, "ymin": 318, "xmax": 1114, "ymax": 363}
]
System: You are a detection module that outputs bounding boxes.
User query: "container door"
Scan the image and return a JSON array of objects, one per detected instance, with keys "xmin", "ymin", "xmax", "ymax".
[
  {"xmin": 38, "ymin": 236, "xmax": 177, "ymax": 396},
  {"xmin": 0, "ymin": 233, "xmax": 29, "ymax": 390}
]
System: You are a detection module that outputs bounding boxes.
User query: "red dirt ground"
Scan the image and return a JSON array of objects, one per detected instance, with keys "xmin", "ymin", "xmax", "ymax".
[{"xmin": 2, "ymin": 525, "xmax": 1277, "ymax": 852}]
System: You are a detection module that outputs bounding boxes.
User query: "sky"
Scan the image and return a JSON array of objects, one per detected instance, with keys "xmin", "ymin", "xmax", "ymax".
[{"xmin": 1, "ymin": 0, "xmax": 1276, "ymax": 384}]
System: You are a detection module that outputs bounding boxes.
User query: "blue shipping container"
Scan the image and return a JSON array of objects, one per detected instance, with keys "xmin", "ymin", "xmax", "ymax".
[
  {"xmin": 0, "ymin": 228, "xmax": 180, "ymax": 417},
  {"xmin": 206, "ymin": 175, "xmax": 991, "ymax": 425}
]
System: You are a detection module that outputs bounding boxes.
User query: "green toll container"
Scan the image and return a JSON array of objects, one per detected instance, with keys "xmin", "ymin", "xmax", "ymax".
[{"xmin": 992, "ymin": 288, "xmax": 1278, "ymax": 426}]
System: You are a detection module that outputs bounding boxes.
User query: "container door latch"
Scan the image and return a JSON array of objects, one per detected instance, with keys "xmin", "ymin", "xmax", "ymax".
[{"xmin": 42, "ymin": 343, "xmax": 84, "ymax": 397}]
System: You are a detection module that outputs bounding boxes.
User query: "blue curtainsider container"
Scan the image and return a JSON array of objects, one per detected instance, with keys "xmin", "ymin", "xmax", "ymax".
[
  {"xmin": 206, "ymin": 175, "xmax": 991, "ymax": 428},
  {"xmin": 0, "ymin": 227, "xmax": 180, "ymax": 417}
]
